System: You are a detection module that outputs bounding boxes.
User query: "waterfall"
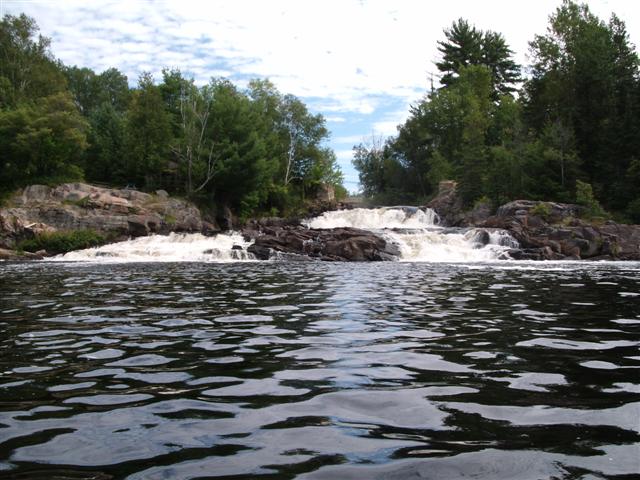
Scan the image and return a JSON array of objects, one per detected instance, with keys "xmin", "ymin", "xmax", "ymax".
[
  {"xmin": 387, "ymin": 228, "xmax": 517, "ymax": 262},
  {"xmin": 305, "ymin": 207, "xmax": 439, "ymax": 230},
  {"xmin": 51, "ymin": 207, "xmax": 517, "ymax": 263},
  {"xmin": 305, "ymin": 207, "xmax": 517, "ymax": 262},
  {"xmin": 53, "ymin": 232, "xmax": 255, "ymax": 263}
]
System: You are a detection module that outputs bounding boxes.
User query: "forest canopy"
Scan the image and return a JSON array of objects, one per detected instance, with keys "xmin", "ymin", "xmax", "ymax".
[
  {"xmin": 0, "ymin": 13, "xmax": 344, "ymax": 217},
  {"xmin": 353, "ymin": 1, "xmax": 640, "ymax": 222}
]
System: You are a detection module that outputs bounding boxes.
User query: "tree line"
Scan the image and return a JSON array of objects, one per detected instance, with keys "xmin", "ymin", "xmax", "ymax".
[
  {"xmin": 353, "ymin": 1, "xmax": 640, "ymax": 222},
  {"xmin": 0, "ymin": 14, "xmax": 344, "ymax": 217}
]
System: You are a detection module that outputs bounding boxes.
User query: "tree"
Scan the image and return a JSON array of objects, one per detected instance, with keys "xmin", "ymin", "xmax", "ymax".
[
  {"xmin": 85, "ymin": 102, "xmax": 126, "ymax": 183},
  {"xmin": 352, "ymin": 136, "xmax": 388, "ymax": 198},
  {"xmin": 0, "ymin": 92, "xmax": 88, "ymax": 191},
  {"xmin": 481, "ymin": 31, "xmax": 521, "ymax": 96},
  {"xmin": 169, "ymin": 76, "xmax": 218, "ymax": 196},
  {"xmin": 0, "ymin": 13, "xmax": 67, "ymax": 107},
  {"xmin": 64, "ymin": 65, "xmax": 99, "ymax": 115},
  {"xmin": 436, "ymin": 19, "xmax": 483, "ymax": 87},
  {"xmin": 524, "ymin": 0, "xmax": 640, "ymax": 209},
  {"xmin": 96, "ymin": 68, "xmax": 130, "ymax": 112},
  {"xmin": 353, "ymin": 135, "xmax": 410, "ymax": 203},
  {"xmin": 124, "ymin": 73, "xmax": 172, "ymax": 189},
  {"xmin": 278, "ymin": 94, "xmax": 330, "ymax": 191},
  {"xmin": 436, "ymin": 18, "xmax": 520, "ymax": 98},
  {"xmin": 204, "ymin": 80, "xmax": 273, "ymax": 215}
]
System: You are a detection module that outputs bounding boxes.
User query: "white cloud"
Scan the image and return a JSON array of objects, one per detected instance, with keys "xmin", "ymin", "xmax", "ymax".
[
  {"xmin": 3, "ymin": 0, "xmax": 638, "ymax": 189},
  {"xmin": 335, "ymin": 149, "xmax": 355, "ymax": 161},
  {"xmin": 334, "ymin": 134, "xmax": 369, "ymax": 145},
  {"xmin": 4, "ymin": 0, "xmax": 638, "ymax": 114}
]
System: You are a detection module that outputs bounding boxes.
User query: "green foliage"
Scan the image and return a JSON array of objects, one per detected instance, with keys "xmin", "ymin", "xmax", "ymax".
[
  {"xmin": 18, "ymin": 229, "xmax": 105, "ymax": 254},
  {"xmin": 84, "ymin": 102, "xmax": 127, "ymax": 184},
  {"xmin": 575, "ymin": 180, "xmax": 606, "ymax": 218},
  {"xmin": 6, "ymin": 8, "xmax": 640, "ymax": 223},
  {"xmin": 64, "ymin": 66, "xmax": 129, "ymax": 117},
  {"xmin": 0, "ymin": 13, "xmax": 67, "ymax": 107},
  {"xmin": 0, "ymin": 92, "xmax": 88, "ymax": 192},
  {"xmin": 352, "ymin": 137, "xmax": 409, "ymax": 202},
  {"xmin": 334, "ymin": 183, "xmax": 348, "ymax": 201},
  {"xmin": 356, "ymin": 3, "xmax": 640, "ymax": 219},
  {"xmin": 524, "ymin": 1, "xmax": 639, "ymax": 210},
  {"xmin": 436, "ymin": 18, "xmax": 520, "ymax": 97},
  {"xmin": 530, "ymin": 202, "xmax": 552, "ymax": 219},
  {"xmin": 124, "ymin": 73, "xmax": 172, "ymax": 190}
]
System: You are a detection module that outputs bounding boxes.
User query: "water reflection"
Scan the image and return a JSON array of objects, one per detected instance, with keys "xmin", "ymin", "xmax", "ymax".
[{"xmin": 0, "ymin": 261, "xmax": 639, "ymax": 478}]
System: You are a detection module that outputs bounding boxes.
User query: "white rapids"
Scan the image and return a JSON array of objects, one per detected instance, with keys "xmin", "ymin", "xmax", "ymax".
[
  {"xmin": 305, "ymin": 207, "xmax": 518, "ymax": 262},
  {"xmin": 305, "ymin": 207, "xmax": 438, "ymax": 230},
  {"xmin": 51, "ymin": 207, "xmax": 519, "ymax": 263},
  {"xmin": 53, "ymin": 232, "xmax": 255, "ymax": 263}
]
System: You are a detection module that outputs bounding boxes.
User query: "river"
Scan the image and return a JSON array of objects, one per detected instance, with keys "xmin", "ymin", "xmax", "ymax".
[{"xmin": 0, "ymin": 209, "xmax": 639, "ymax": 479}]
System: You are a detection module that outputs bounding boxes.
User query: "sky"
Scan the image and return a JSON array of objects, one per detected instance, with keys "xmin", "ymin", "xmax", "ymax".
[{"xmin": 2, "ymin": 0, "xmax": 639, "ymax": 191}]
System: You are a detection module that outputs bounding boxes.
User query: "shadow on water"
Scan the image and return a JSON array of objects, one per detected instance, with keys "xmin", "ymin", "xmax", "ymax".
[{"xmin": 0, "ymin": 261, "xmax": 639, "ymax": 479}]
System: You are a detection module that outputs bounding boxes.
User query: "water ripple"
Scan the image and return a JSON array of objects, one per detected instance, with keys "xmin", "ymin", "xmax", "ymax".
[{"xmin": 0, "ymin": 261, "xmax": 639, "ymax": 478}]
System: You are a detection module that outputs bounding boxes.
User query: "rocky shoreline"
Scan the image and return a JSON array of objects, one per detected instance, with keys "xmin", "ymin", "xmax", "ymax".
[
  {"xmin": 426, "ymin": 182, "xmax": 640, "ymax": 261},
  {"xmin": 0, "ymin": 183, "xmax": 213, "ymax": 260},
  {"xmin": 1, "ymin": 182, "xmax": 639, "ymax": 262}
]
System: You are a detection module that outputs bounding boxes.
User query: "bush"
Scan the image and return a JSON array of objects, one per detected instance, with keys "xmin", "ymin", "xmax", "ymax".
[
  {"xmin": 530, "ymin": 202, "xmax": 552, "ymax": 219},
  {"xmin": 18, "ymin": 229, "xmax": 106, "ymax": 254},
  {"xmin": 575, "ymin": 180, "xmax": 607, "ymax": 218}
]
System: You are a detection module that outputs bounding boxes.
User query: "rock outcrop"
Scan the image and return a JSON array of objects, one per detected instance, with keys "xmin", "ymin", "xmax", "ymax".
[
  {"xmin": 0, "ymin": 183, "xmax": 215, "ymax": 250},
  {"xmin": 427, "ymin": 181, "xmax": 465, "ymax": 226},
  {"xmin": 483, "ymin": 201, "xmax": 640, "ymax": 260},
  {"xmin": 427, "ymin": 184, "xmax": 640, "ymax": 261},
  {"xmin": 243, "ymin": 218, "xmax": 400, "ymax": 261}
]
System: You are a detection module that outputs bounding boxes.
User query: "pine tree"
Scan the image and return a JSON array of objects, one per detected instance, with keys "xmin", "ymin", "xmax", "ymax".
[{"xmin": 436, "ymin": 18, "xmax": 520, "ymax": 98}]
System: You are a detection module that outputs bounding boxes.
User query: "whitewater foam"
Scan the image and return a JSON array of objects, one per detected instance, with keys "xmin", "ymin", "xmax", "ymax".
[
  {"xmin": 305, "ymin": 207, "xmax": 518, "ymax": 262},
  {"xmin": 49, "ymin": 207, "xmax": 520, "ymax": 263},
  {"xmin": 305, "ymin": 207, "xmax": 439, "ymax": 230},
  {"xmin": 53, "ymin": 232, "xmax": 255, "ymax": 263}
]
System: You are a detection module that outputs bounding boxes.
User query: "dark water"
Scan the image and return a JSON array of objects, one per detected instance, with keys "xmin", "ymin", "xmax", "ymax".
[{"xmin": 0, "ymin": 261, "xmax": 639, "ymax": 479}]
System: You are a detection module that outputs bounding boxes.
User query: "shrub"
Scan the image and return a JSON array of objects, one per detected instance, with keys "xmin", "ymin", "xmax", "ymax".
[
  {"xmin": 575, "ymin": 180, "xmax": 607, "ymax": 218},
  {"xmin": 18, "ymin": 229, "xmax": 106, "ymax": 254},
  {"xmin": 530, "ymin": 202, "xmax": 552, "ymax": 219}
]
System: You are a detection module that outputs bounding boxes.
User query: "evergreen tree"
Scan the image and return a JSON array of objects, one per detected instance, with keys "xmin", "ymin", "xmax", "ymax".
[
  {"xmin": 524, "ymin": 0, "xmax": 639, "ymax": 210},
  {"xmin": 436, "ymin": 18, "xmax": 520, "ymax": 98},
  {"xmin": 85, "ymin": 102, "xmax": 126, "ymax": 183},
  {"xmin": 124, "ymin": 73, "xmax": 172, "ymax": 189}
]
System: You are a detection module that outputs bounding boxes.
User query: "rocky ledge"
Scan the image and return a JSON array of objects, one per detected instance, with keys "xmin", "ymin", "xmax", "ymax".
[
  {"xmin": 0, "ymin": 183, "xmax": 216, "ymax": 253},
  {"xmin": 3, "ymin": 182, "xmax": 639, "ymax": 262},
  {"xmin": 427, "ymin": 182, "xmax": 640, "ymax": 261},
  {"xmin": 483, "ymin": 200, "xmax": 640, "ymax": 261},
  {"xmin": 243, "ymin": 218, "xmax": 400, "ymax": 261},
  {"xmin": 0, "ymin": 183, "xmax": 397, "ymax": 262}
]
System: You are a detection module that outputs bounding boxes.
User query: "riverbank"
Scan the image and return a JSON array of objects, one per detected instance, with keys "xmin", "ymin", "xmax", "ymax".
[
  {"xmin": 1, "ymin": 182, "xmax": 639, "ymax": 261},
  {"xmin": 426, "ymin": 182, "xmax": 640, "ymax": 261},
  {"xmin": 0, "ymin": 183, "xmax": 214, "ymax": 259}
]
